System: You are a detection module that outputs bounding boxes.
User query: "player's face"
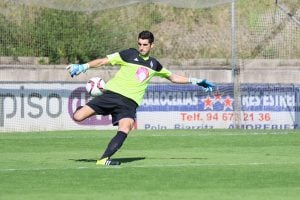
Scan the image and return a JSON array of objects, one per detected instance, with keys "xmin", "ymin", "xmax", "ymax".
[{"xmin": 138, "ymin": 39, "xmax": 153, "ymax": 56}]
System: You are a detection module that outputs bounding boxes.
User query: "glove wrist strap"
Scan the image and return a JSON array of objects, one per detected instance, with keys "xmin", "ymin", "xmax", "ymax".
[
  {"xmin": 188, "ymin": 77, "xmax": 202, "ymax": 85},
  {"xmin": 82, "ymin": 63, "xmax": 90, "ymax": 73}
]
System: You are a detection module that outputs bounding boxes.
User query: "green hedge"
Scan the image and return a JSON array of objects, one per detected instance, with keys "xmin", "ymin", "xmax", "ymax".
[
  {"xmin": 0, "ymin": 8, "xmax": 135, "ymax": 64},
  {"xmin": 0, "ymin": 1, "xmax": 298, "ymax": 64}
]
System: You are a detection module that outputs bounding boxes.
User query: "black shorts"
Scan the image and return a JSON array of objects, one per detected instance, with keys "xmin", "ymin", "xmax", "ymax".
[{"xmin": 86, "ymin": 90, "xmax": 138, "ymax": 126}]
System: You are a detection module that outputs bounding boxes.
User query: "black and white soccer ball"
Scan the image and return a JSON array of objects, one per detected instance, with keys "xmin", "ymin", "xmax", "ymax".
[{"xmin": 85, "ymin": 77, "xmax": 106, "ymax": 97}]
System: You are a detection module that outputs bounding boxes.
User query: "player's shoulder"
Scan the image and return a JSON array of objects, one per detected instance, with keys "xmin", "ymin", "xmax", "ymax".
[
  {"xmin": 118, "ymin": 48, "xmax": 163, "ymax": 71},
  {"xmin": 119, "ymin": 48, "xmax": 139, "ymax": 60},
  {"xmin": 148, "ymin": 56, "xmax": 163, "ymax": 71}
]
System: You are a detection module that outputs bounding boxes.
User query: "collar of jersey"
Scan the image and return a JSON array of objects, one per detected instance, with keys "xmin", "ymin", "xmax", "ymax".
[{"xmin": 139, "ymin": 54, "xmax": 149, "ymax": 61}]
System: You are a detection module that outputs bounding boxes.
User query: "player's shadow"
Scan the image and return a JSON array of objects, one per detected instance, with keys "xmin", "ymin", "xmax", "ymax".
[
  {"xmin": 71, "ymin": 157, "xmax": 145, "ymax": 163},
  {"xmin": 147, "ymin": 157, "xmax": 208, "ymax": 160},
  {"xmin": 113, "ymin": 157, "xmax": 146, "ymax": 163}
]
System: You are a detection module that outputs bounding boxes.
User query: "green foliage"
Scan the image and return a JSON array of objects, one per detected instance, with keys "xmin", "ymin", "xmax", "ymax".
[
  {"xmin": 0, "ymin": 7, "xmax": 133, "ymax": 63},
  {"xmin": 0, "ymin": 1, "xmax": 299, "ymax": 63},
  {"xmin": 32, "ymin": 9, "xmax": 94, "ymax": 63},
  {"xmin": 0, "ymin": 15, "xmax": 19, "ymax": 57},
  {"xmin": 0, "ymin": 3, "xmax": 231, "ymax": 63}
]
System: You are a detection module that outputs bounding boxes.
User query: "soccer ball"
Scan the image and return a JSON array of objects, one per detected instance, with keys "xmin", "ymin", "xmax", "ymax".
[{"xmin": 85, "ymin": 77, "xmax": 106, "ymax": 97}]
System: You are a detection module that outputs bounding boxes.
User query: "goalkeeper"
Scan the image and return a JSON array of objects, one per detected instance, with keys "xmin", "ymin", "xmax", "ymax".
[{"xmin": 66, "ymin": 30, "xmax": 215, "ymax": 166}]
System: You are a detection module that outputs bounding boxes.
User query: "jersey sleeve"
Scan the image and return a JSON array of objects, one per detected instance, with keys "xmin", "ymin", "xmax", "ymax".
[
  {"xmin": 107, "ymin": 49, "xmax": 136, "ymax": 66},
  {"xmin": 156, "ymin": 67, "xmax": 172, "ymax": 78},
  {"xmin": 107, "ymin": 52, "xmax": 124, "ymax": 65}
]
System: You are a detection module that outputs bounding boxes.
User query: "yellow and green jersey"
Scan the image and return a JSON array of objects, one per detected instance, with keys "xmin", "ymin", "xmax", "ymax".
[{"xmin": 106, "ymin": 48, "xmax": 172, "ymax": 105}]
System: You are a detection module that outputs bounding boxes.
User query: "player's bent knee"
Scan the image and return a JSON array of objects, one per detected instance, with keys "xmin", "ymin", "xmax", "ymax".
[
  {"xmin": 72, "ymin": 107, "xmax": 82, "ymax": 122},
  {"xmin": 73, "ymin": 112, "xmax": 83, "ymax": 122},
  {"xmin": 72, "ymin": 105, "xmax": 95, "ymax": 122},
  {"xmin": 73, "ymin": 108, "xmax": 86, "ymax": 122}
]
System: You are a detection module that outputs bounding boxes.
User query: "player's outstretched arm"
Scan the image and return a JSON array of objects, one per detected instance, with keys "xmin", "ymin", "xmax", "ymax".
[
  {"xmin": 66, "ymin": 57, "xmax": 110, "ymax": 78},
  {"xmin": 167, "ymin": 74, "xmax": 215, "ymax": 92}
]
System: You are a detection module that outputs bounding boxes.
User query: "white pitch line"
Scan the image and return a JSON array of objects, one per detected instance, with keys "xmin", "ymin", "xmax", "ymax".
[
  {"xmin": 1, "ymin": 132, "xmax": 294, "ymax": 140},
  {"xmin": 0, "ymin": 162, "xmax": 299, "ymax": 172},
  {"xmin": 134, "ymin": 132, "xmax": 293, "ymax": 137},
  {"xmin": 0, "ymin": 166, "xmax": 121, "ymax": 172},
  {"xmin": 130, "ymin": 162, "xmax": 300, "ymax": 168}
]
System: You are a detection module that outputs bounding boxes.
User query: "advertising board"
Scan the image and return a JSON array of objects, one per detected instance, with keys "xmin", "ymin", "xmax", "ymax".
[
  {"xmin": 1, "ymin": 83, "xmax": 299, "ymax": 132},
  {"xmin": 138, "ymin": 84, "xmax": 298, "ymax": 129}
]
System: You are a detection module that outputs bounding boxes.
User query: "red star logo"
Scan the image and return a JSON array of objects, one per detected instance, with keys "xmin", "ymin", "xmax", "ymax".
[
  {"xmin": 214, "ymin": 92, "xmax": 222, "ymax": 102},
  {"xmin": 202, "ymin": 96, "xmax": 214, "ymax": 110},
  {"xmin": 223, "ymin": 96, "xmax": 233, "ymax": 110}
]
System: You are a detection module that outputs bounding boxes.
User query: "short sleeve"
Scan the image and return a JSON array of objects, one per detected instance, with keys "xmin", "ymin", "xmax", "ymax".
[
  {"xmin": 107, "ymin": 52, "xmax": 123, "ymax": 65},
  {"xmin": 156, "ymin": 67, "xmax": 172, "ymax": 78}
]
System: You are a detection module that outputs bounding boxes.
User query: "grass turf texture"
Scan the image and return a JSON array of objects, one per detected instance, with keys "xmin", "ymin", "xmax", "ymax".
[{"xmin": 0, "ymin": 129, "xmax": 300, "ymax": 200}]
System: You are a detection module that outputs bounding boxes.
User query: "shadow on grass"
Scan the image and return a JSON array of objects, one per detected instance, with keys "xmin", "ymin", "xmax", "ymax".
[
  {"xmin": 70, "ymin": 157, "xmax": 146, "ymax": 163},
  {"xmin": 147, "ymin": 157, "xmax": 208, "ymax": 160},
  {"xmin": 70, "ymin": 157, "xmax": 206, "ymax": 164}
]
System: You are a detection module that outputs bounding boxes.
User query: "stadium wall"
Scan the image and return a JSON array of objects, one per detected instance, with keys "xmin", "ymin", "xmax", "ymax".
[{"xmin": 1, "ymin": 59, "xmax": 300, "ymax": 83}]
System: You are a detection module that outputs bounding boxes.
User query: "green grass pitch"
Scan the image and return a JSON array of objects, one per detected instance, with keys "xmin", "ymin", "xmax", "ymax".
[{"xmin": 1, "ymin": 129, "xmax": 300, "ymax": 200}]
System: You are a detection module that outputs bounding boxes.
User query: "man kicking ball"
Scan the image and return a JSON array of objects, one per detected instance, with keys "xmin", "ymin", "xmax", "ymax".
[{"xmin": 66, "ymin": 30, "xmax": 215, "ymax": 165}]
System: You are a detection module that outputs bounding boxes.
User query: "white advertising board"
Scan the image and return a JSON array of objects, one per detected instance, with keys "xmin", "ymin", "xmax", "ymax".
[
  {"xmin": 0, "ymin": 83, "xmax": 115, "ymax": 132},
  {"xmin": 0, "ymin": 83, "xmax": 299, "ymax": 132}
]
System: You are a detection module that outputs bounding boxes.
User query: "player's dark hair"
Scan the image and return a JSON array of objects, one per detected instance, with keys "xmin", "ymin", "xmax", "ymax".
[{"xmin": 138, "ymin": 30, "xmax": 154, "ymax": 44}]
